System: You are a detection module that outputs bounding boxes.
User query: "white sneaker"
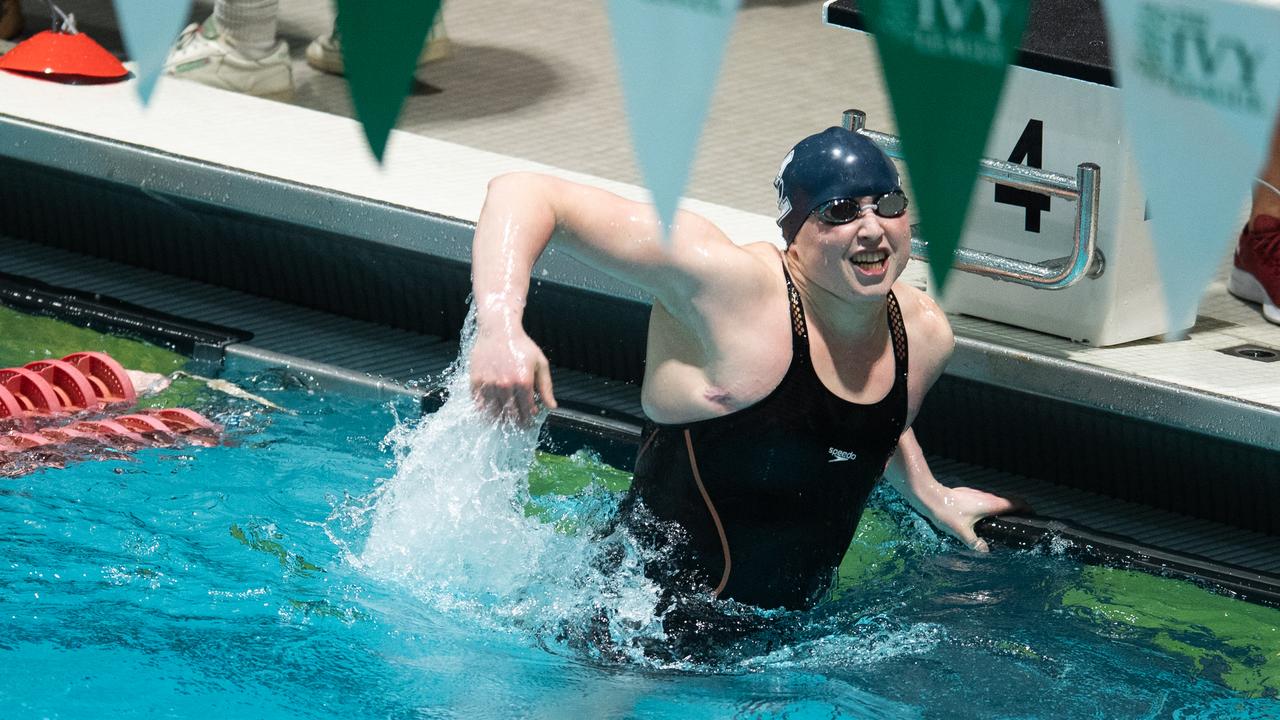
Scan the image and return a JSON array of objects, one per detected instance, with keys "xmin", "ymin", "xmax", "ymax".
[
  {"xmin": 305, "ymin": 16, "xmax": 451, "ymax": 76},
  {"xmin": 165, "ymin": 17, "xmax": 294, "ymax": 100}
]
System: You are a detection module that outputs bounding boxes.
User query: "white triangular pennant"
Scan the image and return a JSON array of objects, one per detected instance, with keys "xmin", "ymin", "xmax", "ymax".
[
  {"xmin": 113, "ymin": 0, "xmax": 194, "ymax": 104},
  {"xmin": 606, "ymin": 0, "xmax": 740, "ymax": 243},
  {"xmin": 1104, "ymin": 0, "xmax": 1280, "ymax": 336}
]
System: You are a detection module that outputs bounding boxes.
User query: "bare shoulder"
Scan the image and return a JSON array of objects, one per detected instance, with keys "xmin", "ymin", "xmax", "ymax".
[
  {"xmin": 658, "ymin": 226, "xmax": 779, "ymax": 313},
  {"xmin": 892, "ymin": 283, "xmax": 954, "ymax": 381},
  {"xmin": 741, "ymin": 241, "xmax": 789, "ymax": 275}
]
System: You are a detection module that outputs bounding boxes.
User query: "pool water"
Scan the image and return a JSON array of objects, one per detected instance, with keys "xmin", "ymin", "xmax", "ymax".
[{"xmin": 3, "ymin": 356, "xmax": 1280, "ymax": 718}]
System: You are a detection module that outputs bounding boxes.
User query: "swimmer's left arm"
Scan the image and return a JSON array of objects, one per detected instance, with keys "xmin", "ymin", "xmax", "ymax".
[
  {"xmin": 885, "ymin": 431, "xmax": 1024, "ymax": 552},
  {"xmin": 883, "ymin": 289, "xmax": 1026, "ymax": 551}
]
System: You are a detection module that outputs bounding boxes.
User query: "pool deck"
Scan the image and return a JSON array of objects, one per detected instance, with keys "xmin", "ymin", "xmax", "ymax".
[{"xmin": 1, "ymin": 0, "xmax": 1279, "ymax": 453}]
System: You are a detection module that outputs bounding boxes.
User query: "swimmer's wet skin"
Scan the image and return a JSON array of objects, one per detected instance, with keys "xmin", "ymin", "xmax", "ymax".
[
  {"xmin": 622, "ymin": 264, "xmax": 909, "ymax": 610},
  {"xmin": 467, "ymin": 127, "xmax": 1022, "ymax": 628}
]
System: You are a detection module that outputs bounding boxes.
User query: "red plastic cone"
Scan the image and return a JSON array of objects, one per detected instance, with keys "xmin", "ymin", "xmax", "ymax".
[{"xmin": 0, "ymin": 29, "xmax": 127, "ymax": 80}]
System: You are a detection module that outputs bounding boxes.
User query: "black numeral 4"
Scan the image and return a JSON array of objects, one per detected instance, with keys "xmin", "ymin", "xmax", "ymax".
[{"xmin": 995, "ymin": 119, "xmax": 1051, "ymax": 233}]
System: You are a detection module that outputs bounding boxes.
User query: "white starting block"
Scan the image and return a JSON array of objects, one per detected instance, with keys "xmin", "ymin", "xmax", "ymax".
[
  {"xmin": 931, "ymin": 70, "xmax": 1162, "ymax": 346},
  {"xmin": 828, "ymin": 2, "xmax": 1168, "ymax": 346}
]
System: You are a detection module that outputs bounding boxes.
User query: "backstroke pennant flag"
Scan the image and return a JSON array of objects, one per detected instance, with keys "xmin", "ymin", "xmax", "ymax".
[
  {"xmin": 1103, "ymin": 0, "xmax": 1280, "ymax": 337},
  {"xmin": 113, "ymin": 0, "xmax": 194, "ymax": 104},
  {"xmin": 605, "ymin": 0, "xmax": 741, "ymax": 243},
  {"xmin": 335, "ymin": 0, "xmax": 443, "ymax": 161},
  {"xmin": 859, "ymin": 0, "xmax": 1031, "ymax": 293}
]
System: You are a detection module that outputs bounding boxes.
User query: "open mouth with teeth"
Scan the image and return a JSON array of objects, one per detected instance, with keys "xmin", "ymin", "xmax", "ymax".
[{"xmin": 849, "ymin": 250, "xmax": 890, "ymax": 275}]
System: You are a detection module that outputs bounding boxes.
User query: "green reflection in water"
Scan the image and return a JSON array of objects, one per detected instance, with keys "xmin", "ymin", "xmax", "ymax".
[{"xmin": 1063, "ymin": 565, "xmax": 1280, "ymax": 697}]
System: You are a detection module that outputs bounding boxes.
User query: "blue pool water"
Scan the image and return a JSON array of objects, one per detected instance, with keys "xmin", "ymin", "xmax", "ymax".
[{"xmin": 2, "ymin": 360, "xmax": 1279, "ymax": 719}]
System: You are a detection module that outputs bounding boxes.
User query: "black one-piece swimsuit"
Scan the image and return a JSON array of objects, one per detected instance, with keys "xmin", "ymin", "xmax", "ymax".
[{"xmin": 618, "ymin": 261, "xmax": 910, "ymax": 612}]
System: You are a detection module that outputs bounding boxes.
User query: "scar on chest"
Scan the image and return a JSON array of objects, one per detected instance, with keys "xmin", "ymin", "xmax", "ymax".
[{"xmin": 703, "ymin": 387, "xmax": 735, "ymax": 407}]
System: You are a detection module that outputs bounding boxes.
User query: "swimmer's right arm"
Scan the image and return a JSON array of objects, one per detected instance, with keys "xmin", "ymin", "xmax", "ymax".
[
  {"xmin": 469, "ymin": 174, "xmax": 559, "ymax": 425},
  {"xmin": 470, "ymin": 172, "xmax": 751, "ymax": 424}
]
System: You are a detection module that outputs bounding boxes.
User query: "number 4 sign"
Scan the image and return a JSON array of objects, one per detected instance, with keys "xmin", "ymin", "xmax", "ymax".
[
  {"xmin": 942, "ymin": 66, "xmax": 1168, "ymax": 346},
  {"xmin": 994, "ymin": 119, "xmax": 1051, "ymax": 233}
]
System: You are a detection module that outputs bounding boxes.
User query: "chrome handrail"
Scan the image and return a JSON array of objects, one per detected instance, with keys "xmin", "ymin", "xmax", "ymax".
[{"xmin": 843, "ymin": 109, "xmax": 1104, "ymax": 290}]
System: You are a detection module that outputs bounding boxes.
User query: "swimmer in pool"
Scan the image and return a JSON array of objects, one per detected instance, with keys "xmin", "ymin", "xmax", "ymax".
[{"xmin": 469, "ymin": 127, "xmax": 1022, "ymax": 615}]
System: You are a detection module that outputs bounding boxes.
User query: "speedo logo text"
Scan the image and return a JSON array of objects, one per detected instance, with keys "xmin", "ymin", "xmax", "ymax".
[{"xmin": 828, "ymin": 448, "xmax": 858, "ymax": 463}]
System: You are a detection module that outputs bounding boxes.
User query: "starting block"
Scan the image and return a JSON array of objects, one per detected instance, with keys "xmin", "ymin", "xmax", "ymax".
[{"xmin": 826, "ymin": 0, "xmax": 1170, "ymax": 345}]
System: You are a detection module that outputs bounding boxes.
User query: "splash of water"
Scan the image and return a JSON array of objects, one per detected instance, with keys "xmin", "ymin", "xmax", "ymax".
[
  {"xmin": 327, "ymin": 307, "xmax": 960, "ymax": 672},
  {"xmin": 348, "ymin": 307, "xmax": 668, "ymax": 663}
]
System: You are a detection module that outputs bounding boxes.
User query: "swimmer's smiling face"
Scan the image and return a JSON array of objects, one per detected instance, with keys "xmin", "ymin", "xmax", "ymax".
[{"xmin": 789, "ymin": 195, "xmax": 912, "ymax": 300}]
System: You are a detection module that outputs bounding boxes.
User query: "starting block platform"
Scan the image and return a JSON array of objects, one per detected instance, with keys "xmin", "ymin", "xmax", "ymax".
[{"xmin": 826, "ymin": 0, "xmax": 1227, "ymax": 347}]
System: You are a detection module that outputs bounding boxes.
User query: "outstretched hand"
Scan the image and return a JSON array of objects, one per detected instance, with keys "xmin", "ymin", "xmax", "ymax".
[
  {"xmin": 925, "ymin": 486, "xmax": 1030, "ymax": 553},
  {"xmin": 469, "ymin": 325, "xmax": 558, "ymax": 426}
]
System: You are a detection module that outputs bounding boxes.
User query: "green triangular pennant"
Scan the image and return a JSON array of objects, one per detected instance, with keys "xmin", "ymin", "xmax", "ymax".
[
  {"xmin": 334, "ymin": 0, "xmax": 443, "ymax": 161},
  {"xmin": 860, "ymin": 0, "xmax": 1030, "ymax": 293}
]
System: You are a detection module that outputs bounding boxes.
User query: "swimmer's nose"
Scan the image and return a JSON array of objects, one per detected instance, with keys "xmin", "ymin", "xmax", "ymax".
[{"xmin": 853, "ymin": 213, "xmax": 886, "ymax": 244}]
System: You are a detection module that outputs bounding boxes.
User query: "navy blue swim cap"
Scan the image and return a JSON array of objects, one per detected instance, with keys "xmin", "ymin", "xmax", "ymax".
[{"xmin": 774, "ymin": 127, "xmax": 901, "ymax": 244}]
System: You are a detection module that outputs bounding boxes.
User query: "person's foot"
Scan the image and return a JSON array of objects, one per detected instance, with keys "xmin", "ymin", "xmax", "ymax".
[
  {"xmin": 165, "ymin": 17, "xmax": 294, "ymax": 100},
  {"xmin": 1227, "ymin": 215, "xmax": 1280, "ymax": 325},
  {"xmin": 305, "ymin": 17, "xmax": 451, "ymax": 76},
  {"xmin": 0, "ymin": 0, "xmax": 22, "ymax": 42}
]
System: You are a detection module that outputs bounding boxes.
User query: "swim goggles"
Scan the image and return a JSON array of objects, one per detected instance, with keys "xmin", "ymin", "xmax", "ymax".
[{"xmin": 812, "ymin": 190, "xmax": 909, "ymax": 225}]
